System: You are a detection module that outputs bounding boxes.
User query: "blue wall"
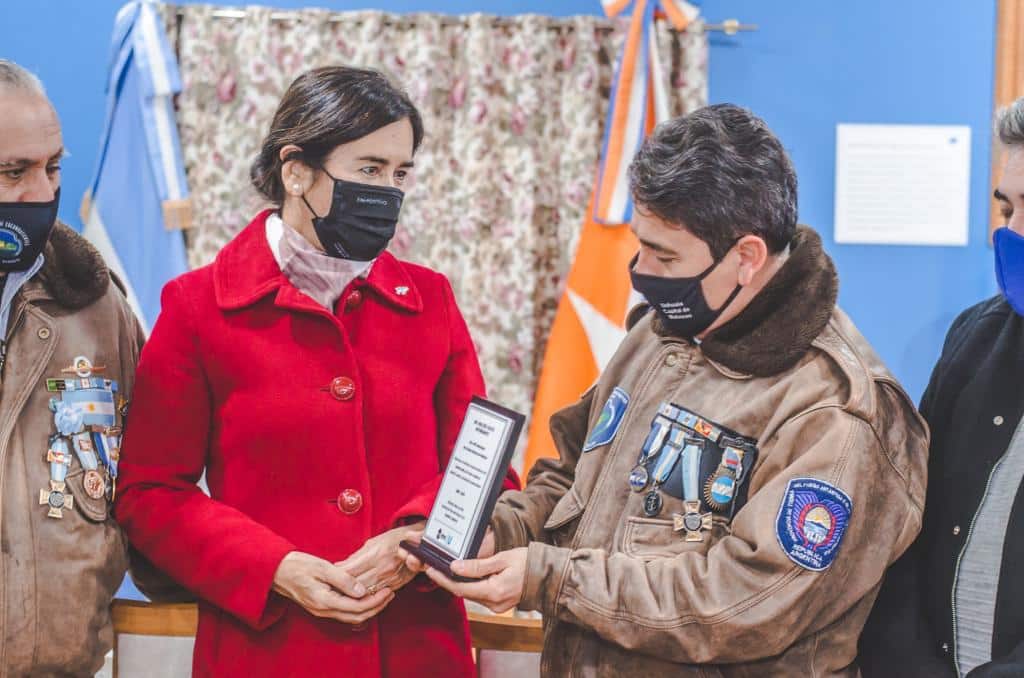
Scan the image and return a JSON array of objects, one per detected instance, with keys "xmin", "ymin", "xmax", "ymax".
[
  {"xmin": 701, "ymin": 0, "xmax": 1000, "ymax": 401},
  {"xmin": 1, "ymin": 0, "xmax": 1000, "ymax": 401}
]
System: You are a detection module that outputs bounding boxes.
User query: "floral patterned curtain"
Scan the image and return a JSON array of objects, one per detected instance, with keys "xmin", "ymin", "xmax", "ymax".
[{"xmin": 162, "ymin": 4, "xmax": 707, "ymax": 459}]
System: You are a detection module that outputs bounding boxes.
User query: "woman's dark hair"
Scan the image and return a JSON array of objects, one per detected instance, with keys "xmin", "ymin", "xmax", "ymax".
[
  {"xmin": 628, "ymin": 104, "xmax": 798, "ymax": 258},
  {"xmin": 251, "ymin": 66, "xmax": 424, "ymax": 203}
]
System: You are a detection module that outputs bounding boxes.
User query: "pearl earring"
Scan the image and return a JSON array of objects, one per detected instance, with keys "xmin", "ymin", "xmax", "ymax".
[{"xmin": 292, "ymin": 183, "xmax": 300, "ymax": 191}]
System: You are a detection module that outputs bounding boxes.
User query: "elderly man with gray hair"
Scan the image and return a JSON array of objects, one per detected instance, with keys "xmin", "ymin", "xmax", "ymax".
[
  {"xmin": 860, "ymin": 97, "xmax": 1024, "ymax": 678},
  {"xmin": 0, "ymin": 59, "xmax": 143, "ymax": 675}
]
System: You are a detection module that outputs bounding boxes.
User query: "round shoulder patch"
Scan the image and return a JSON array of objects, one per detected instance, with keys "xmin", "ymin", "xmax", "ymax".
[{"xmin": 775, "ymin": 477, "xmax": 852, "ymax": 571}]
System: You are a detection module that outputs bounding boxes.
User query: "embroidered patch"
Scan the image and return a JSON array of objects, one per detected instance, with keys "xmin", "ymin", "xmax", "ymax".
[
  {"xmin": 582, "ymin": 387, "xmax": 629, "ymax": 452},
  {"xmin": 775, "ymin": 477, "xmax": 852, "ymax": 572}
]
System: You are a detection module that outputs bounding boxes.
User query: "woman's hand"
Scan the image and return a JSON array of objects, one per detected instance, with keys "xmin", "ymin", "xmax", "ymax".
[
  {"xmin": 338, "ymin": 521, "xmax": 426, "ymax": 594},
  {"xmin": 272, "ymin": 551, "xmax": 394, "ymax": 624},
  {"xmin": 401, "ymin": 527, "xmax": 496, "ymax": 575}
]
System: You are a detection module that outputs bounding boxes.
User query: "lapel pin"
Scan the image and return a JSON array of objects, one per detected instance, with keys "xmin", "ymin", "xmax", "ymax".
[{"xmin": 61, "ymin": 356, "xmax": 106, "ymax": 378}]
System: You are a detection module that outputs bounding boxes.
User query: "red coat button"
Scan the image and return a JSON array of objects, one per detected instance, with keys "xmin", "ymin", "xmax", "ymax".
[
  {"xmin": 330, "ymin": 377, "xmax": 355, "ymax": 401},
  {"xmin": 337, "ymin": 489, "xmax": 363, "ymax": 515},
  {"xmin": 344, "ymin": 290, "xmax": 363, "ymax": 311}
]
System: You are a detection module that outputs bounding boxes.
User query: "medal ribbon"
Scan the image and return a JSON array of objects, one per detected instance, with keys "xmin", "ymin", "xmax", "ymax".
[
  {"xmin": 651, "ymin": 427, "xmax": 687, "ymax": 484},
  {"xmin": 640, "ymin": 415, "xmax": 673, "ymax": 463},
  {"xmin": 72, "ymin": 432, "xmax": 100, "ymax": 470},
  {"xmin": 680, "ymin": 440, "xmax": 703, "ymax": 501},
  {"xmin": 48, "ymin": 437, "xmax": 71, "ymax": 484}
]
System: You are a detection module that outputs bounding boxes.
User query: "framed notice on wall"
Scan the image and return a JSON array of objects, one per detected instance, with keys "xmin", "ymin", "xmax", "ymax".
[{"xmin": 834, "ymin": 123, "xmax": 971, "ymax": 247}]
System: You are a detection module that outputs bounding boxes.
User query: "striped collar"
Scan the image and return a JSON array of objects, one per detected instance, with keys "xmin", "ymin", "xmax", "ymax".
[{"xmin": 265, "ymin": 212, "xmax": 372, "ymax": 310}]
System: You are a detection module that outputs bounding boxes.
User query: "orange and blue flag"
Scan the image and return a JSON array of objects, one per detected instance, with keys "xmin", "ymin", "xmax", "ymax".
[
  {"xmin": 594, "ymin": 0, "xmax": 699, "ymax": 225},
  {"xmin": 523, "ymin": 0, "xmax": 700, "ymax": 473}
]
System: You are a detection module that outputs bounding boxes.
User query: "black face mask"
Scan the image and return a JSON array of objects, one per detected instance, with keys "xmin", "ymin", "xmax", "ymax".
[
  {"xmin": 301, "ymin": 172, "xmax": 403, "ymax": 261},
  {"xmin": 629, "ymin": 247, "xmax": 742, "ymax": 339},
  {"xmin": 0, "ymin": 188, "xmax": 59, "ymax": 272}
]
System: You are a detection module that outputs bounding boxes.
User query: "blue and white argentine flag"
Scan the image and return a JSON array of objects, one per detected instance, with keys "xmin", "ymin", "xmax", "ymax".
[
  {"xmin": 81, "ymin": 0, "xmax": 190, "ymax": 333},
  {"xmin": 62, "ymin": 389, "xmax": 117, "ymax": 428}
]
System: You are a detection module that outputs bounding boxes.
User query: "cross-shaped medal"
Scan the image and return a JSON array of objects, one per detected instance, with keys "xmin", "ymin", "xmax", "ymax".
[
  {"xmin": 39, "ymin": 480, "xmax": 73, "ymax": 519},
  {"xmin": 673, "ymin": 501, "xmax": 713, "ymax": 542}
]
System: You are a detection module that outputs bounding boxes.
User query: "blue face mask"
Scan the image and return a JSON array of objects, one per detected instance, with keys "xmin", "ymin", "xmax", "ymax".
[{"xmin": 994, "ymin": 226, "xmax": 1024, "ymax": 316}]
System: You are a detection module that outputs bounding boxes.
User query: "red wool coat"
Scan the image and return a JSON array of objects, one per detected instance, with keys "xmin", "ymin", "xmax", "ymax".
[{"xmin": 115, "ymin": 211, "xmax": 519, "ymax": 677}]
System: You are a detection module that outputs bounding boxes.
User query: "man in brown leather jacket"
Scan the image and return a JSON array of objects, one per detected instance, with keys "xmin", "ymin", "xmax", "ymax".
[
  {"xmin": 412, "ymin": 105, "xmax": 929, "ymax": 676},
  {"xmin": 0, "ymin": 60, "xmax": 143, "ymax": 676}
]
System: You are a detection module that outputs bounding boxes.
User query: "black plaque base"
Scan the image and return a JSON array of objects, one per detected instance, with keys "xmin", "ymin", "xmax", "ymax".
[{"xmin": 400, "ymin": 539, "xmax": 480, "ymax": 583}]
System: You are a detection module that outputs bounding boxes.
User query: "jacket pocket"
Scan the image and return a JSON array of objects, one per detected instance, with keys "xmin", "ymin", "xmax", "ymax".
[
  {"xmin": 544, "ymin": 488, "xmax": 584, "ymax": 547},
  {"xmin": 621, "ymin": 515, "xmax": 725, "ymax": 561},
  {"xmin": 64, "ymin": 467, "xmax": 109, "ymax": 522}
]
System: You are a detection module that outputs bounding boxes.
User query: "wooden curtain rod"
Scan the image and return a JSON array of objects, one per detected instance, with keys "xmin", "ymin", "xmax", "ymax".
[{"xmin": 174, "ymin": 8, "xmax": 757, "ymax": 35}]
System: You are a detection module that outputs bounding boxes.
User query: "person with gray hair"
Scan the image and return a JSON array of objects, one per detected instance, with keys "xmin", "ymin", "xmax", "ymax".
[
  {"xmin": 0, "ymin": 58, "xmax": 46, "ymax": 93},
  {"xmin": 409, "ymin": 104, "xmax": 929, "ymax": 677},
  {"xmin": 0, "ymin": 58, "xmax": 144, "ymax": 675},
  {"xmin": 860, "ymin": 97, "xmax": 1024, "ymax": 678}
]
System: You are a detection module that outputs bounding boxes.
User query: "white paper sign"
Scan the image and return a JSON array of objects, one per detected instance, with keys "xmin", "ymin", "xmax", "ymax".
[
  {"xmin": 424, "ymin": 402, "xmax": 514, "ymax": 560},
  {"xmin": 834, "ymin": 124, "xmax": 971, "ymax": 246}
]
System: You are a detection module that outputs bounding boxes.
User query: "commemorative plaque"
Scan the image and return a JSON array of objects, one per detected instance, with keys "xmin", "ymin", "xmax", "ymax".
[{"xmin": 400, "ymin": 397, "xmax": 524, "ymax": 581}]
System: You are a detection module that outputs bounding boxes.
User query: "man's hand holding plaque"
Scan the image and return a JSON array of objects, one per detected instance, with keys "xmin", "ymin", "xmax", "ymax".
[
  {"xmin": 404, "ymin": 545, "xmax": 530, "ymax": 614},
  {"xmin": 398, "ymin": 397, "xmax": 524, "ymax": 582}
]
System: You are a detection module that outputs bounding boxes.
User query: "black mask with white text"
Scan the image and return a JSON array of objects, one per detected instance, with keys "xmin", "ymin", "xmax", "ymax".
[
  {"xmin": 628, "ymin": 249, "xmax": 742, "ymax": 339},
  {"xmin": 301, "ymin": 172, "xmax": 403, "ymax": 261}
]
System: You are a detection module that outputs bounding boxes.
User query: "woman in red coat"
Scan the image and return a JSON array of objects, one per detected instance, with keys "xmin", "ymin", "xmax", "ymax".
[{"xmin": 115, "ymin": 66, "xmax": 518, "ymax": 677}]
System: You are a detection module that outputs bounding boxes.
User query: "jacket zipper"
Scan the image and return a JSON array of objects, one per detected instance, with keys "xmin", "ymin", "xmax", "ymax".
[{"xmin": 950, "ymin": 452, "xmax": 1008, "ymax": 676}]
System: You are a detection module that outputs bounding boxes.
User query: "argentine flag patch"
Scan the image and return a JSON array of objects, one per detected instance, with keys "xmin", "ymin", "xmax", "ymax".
[{"xmin": 582, "ymin": 387, "xmax": 629, "ymax": 452}]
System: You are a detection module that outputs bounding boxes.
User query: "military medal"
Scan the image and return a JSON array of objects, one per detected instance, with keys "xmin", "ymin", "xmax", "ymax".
[
  {"xmin": 43, "ymin": 358, "xmax": 122, "ymax": 512},
  {"xmin": 40, "ymin": 480, "xmax": 73, "ymax": 518},
  {"xmin": 700, "ymin": 445, "xmax": 746, "ymax": 512},
  {"xmin": 629, "ymin": 465, "xmax": 650, "ymax": 492},
  {"xmin": 61, "ymin": 356, "xmax": 107, "ymax": 378},
  {"xmin": 40, "ymin": 438, "xmax": 74, "ymax": 518},
  {"xmin": 703, "ymin": 470, "xmax": 737, "ymax": 511},
  {"xmin": 642, "ymin": 427, "xmax": 686, "ymax": 516},
  {"xmin": 721, "ymin": 446, "xmax": 746, "ymax": 480},
  {"xmin": 643, "ymin": 490, "xmax": 663, "ymax": 517},
  {"xmin": 631, "ymin": 413, "xmax": 673, "ymax": 493},
  {"xmin": 673, "ymin": 501, "xmax": 713, "ymax": 542},
  {"xmin": 83, "ymin": 470, "xmax": 106, "ymax": 499}
]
